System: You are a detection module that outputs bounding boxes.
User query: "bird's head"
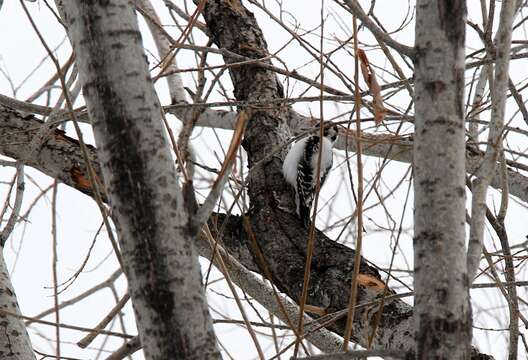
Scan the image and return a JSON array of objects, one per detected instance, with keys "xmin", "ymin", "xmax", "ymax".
[{"xmin": 323, "ymin": 123, "xmax": 339, "ymax": 143}]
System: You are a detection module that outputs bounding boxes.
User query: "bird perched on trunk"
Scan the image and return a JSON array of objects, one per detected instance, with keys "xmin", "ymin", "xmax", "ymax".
[{"xmin": 282, "ymin": 124, "xmax": 338, "ymax": 228}]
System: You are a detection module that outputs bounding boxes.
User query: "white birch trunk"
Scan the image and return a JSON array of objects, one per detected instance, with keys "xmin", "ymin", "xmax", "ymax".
[
  {"xmin": 60, "ymin": 1, "xmax": 220, "ymax": 359},
  {"xmin": 0, "ymin": 251, "xmax": 36, "ymax": 359},
  {"xmin": 413, "ymin": 0, "xmax": 471, "ymax": 358}
]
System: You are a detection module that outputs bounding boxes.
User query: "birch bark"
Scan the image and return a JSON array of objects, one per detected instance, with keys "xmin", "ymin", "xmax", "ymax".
[
  {"xmin": 0, "ymin": 252, "xmax": 36, "ymax": 359},
  {"xmin": 60, "ymin": 1, "xmax": 220, "ymax": 359},
  {"xmin": 413, "ymin": 0, "xmax": 471, "ymax": 358}
]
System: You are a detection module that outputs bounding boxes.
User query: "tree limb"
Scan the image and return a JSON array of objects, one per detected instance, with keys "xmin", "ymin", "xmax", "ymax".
[{"xmin": 342, "ymin": 0, "xmax": 415, "ymax": 59}]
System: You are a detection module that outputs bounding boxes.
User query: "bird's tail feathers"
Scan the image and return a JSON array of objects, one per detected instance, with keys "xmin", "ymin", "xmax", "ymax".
[{"xmin": 299, "ymin": 203, "xmax": 311, "ymax": 228}]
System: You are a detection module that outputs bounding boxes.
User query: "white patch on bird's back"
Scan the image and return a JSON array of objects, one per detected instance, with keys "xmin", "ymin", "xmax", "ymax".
[
  {"xmin": 282, "ymin": 133, "xmax": 336, "ymax": 218},
  {"xmin": 312, "ymin": 137, "xmax": 334, "ymax": 181},
  {"xmin": 282, "ymin": 137, "xmax": 308, "ymax": 188},
  {"xmin": 282, "ymin": 136, "xmax": 335, "ymax": 188}
]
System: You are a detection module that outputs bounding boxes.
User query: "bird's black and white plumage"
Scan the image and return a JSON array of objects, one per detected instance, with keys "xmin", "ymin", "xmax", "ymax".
[{"xmin": 282, "ymin": 124, "xmax": 338, "ymax": 228}]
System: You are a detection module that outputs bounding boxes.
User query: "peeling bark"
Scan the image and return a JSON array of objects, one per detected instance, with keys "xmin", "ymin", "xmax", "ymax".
[
  {"xmin": 60, "ymin": 1, "xmax": 220, "ymax": 359},
  {"xmin": 0, "ymin": 105, "xmax": 101, "ymax": 199}
]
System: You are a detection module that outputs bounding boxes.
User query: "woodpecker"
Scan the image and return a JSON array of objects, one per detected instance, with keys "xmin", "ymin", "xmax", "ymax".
[{"xmin": 282, "ymin": 124, "xmax": 338, "ymax": 228}]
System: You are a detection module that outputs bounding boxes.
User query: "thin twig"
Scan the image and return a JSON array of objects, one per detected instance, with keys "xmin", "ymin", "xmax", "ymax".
[
  {"xmin": 194, "ymin": 111, "xmax": 250, "ymax": 228},
  {"xmin": 342, "ymin": 0, "xmax": 414, "ymax": 58},
  {"xmin": 27, "ymin": 269, "xmax": 122, "ymax": 325},
  {"xmin": 342, "ymin": 13, "xmax": 363, "ymax": 349},
  {"xmin": 77, "ymin": 292, "xmax": 131, "ymax": 349},
  {"xmin": 467, "ymin": 0, "xmax": 517, "ymax": 282},
  {"xmin": 294, "ymin": 4, "xmax": 328, "ymax": 356},
  {"xmin": 19, "ymin": 0, "xmax": 125, "ymax": 270},
  {"xmin": 0, "ymin": 162, "xmax": 24, "ymax": 246},
  {"xmin": 4, "ymin": 309, "xmax": 134, "ymax": 339},
  {"xmin": 51, "ymin": 181, "xmax": 60, "ymax": 359}
]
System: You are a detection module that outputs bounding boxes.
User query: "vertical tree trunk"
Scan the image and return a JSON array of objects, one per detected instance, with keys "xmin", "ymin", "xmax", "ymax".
[
  {"xmin": 60, "ymin": 1, "xmax": 220, "ymax": 359},
  {"xmin": 413, "ymin": 0, "xmax": 471, "ymax": 358},
  {"xmin": 0, "ymin": 252, "xmax": 36, "ymax": 359}
]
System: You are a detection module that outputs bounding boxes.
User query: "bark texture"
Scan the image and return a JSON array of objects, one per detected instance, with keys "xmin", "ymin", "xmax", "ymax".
[
  {"xmin": 60, "ymin": 1, "xmax": 220, "ymax": 359},
  {"xmin": 0, "ymin": 105, "xmax": 101, "ymax": 199},
  {"xmin": 0, "ymin": 252, "xmax": 36, "ymax": 359},
  {"xmin": 466, "ymin": 0, "xmax": 517, "ymax": 281},
  {"xmin": 413, "ymin": 0, "xmax": 471, "ymax": 358},
  {"xmin": 201, "ymin": 0, "xmax": 414, "ymax": 353}
]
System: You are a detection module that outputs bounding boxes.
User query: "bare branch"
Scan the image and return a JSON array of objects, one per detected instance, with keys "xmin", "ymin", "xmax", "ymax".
[
  {"xmin": 0, "ymin": 162, "xmax": 24, "ymax": 247},
  {"xmin": 467, "ymin": 0, "xmax": 517, "ymax": 282},
  {"xmin": 342, "ymin": 0, "xmax": 415, "ymax": 58}
]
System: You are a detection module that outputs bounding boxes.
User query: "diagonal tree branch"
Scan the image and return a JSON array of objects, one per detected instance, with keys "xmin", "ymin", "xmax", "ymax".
[
  {"xmin": 342, "ymin": 0, "xmax": 415, "ymax": 58},
  {"xmin": 0, "ymin": 105, "xmax": 101, "ymax": 198}
]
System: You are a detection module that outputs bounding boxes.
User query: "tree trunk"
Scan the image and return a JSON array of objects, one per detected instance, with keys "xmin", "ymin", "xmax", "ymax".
[
  {"xmin": 201, "ymin": 0, "xmax": 415, "ymax": 352},
  {"xmin": 60, "ymin": 1, "xmax": 220, "ymax": 359},
  {"xmin": 413, "ymin": 0, "xmax": 471, "ymax": 358},
  {"xmin": 0, "ymin": 251, "xmax": 36, "ymax": 359}
]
